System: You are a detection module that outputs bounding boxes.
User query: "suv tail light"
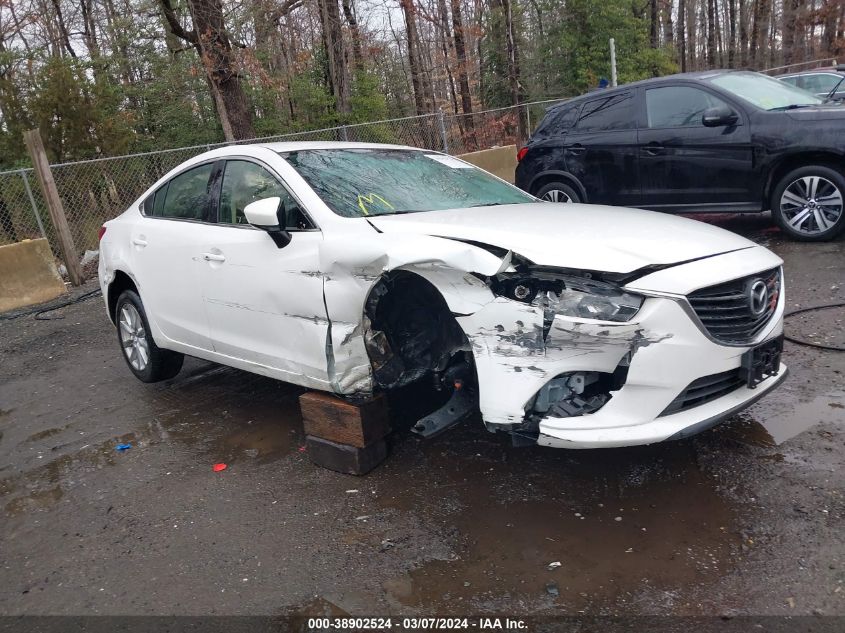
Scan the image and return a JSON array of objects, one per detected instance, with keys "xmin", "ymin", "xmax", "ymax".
[
  {"xmin": 98, "ymin": 226, "xmax": 107, "ymax": 241},
  {"xmin": 516, "ymin": 147, "xmax": 529, "ymax": 162}
]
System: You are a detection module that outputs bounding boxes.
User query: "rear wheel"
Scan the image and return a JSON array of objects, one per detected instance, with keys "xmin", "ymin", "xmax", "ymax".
[
  {"xmin": 535, "ymin": 181, "xmax": 581, "ymax": 204},
  {"xmin": 115, "ymin": 290, "xmax": 184, "ymax": 382},
  {"xmin": 771, "ymin": 165, "xmax": 845, "ymax": 241}
]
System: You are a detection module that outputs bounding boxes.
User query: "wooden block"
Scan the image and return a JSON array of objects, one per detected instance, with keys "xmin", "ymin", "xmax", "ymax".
[
  {"xmin": 306, "ymin": 435, "xmax": 388, "ymax": 476},
  {"xmin": 299, "ymin": 391, "xmax": 390, "ymax": 448}
]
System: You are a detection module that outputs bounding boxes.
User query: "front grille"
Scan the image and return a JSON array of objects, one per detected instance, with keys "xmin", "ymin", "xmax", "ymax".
[
  {"xmin": 687, "ymin": 268, "xmax": 781, "ymax": 345},
  {"xmin": 660, "ymin": 368, "xmax": 745, "ymax": 417}
]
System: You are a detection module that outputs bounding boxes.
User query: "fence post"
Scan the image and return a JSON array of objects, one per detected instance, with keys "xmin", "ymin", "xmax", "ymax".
[
  {"xmin": 20, "ymin": 170, "xmax": 47, "ymax": 240},
  {"xmin": 340, "ymin": 125, "xmax": 349, "ymax": 142},
  {"xmin": 437, "ymin": 109, "xmax": 449, "ymax": 154},
  {"xmin": 23, "ymin": 129, "xmax": 84, "ymax": 286}
]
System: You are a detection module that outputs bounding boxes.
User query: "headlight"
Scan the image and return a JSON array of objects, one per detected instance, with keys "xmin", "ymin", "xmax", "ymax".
[{"xmin": 490, "ymin": 271, "xmax": 644, "ymax": 322}]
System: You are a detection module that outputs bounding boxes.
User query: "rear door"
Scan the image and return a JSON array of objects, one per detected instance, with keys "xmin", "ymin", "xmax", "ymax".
[
  {"xmin": 562, "ymin": 91, "xmax": 640, "ymax": 206},
  {"xmin": 129, "ymin": 162, "xmax": 216, "ymax": 352},
  {"xmin": 637, "ymin": 84, "xmax": 755, "ymax": 211}
]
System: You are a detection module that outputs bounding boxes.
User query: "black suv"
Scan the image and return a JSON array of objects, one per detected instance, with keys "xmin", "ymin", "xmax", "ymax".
[{"xmin": 515, "ymin": 70, "xmax": 845, "ymax": 241}]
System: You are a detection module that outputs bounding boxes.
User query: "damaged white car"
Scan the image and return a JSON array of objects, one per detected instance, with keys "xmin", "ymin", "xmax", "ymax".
[{"xmin": 98, "ymin": 142, "xmax": 787, "ymax": 448}]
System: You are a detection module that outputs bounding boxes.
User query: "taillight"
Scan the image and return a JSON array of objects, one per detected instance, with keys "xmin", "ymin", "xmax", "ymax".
[
  {"xmin": 516, "ymin": 146, "xmax": 529, "ymax": 162},
  {"xmin": 98, "ymin": 226, "xmax": 107, "ymax": 241}
]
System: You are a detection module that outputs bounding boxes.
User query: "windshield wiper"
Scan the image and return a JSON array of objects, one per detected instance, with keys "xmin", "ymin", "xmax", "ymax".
[
  {"xmin": 769, "ymin": 104, "xmax": 815, "ymax": 111},
  {"xmin": 824, "ymin": 76, "xmax": 845, "ymax": 103}
]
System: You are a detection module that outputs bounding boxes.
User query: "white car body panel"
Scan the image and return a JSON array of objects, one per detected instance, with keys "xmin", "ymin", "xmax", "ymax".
[{"xmin": 98, "ymin": 141, "xmax": 787, "ymax": 449}]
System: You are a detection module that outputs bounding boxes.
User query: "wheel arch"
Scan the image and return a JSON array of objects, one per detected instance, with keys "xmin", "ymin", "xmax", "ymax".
[
  {"xmin": 527, "ymin": 170, "xmax": 587, "ymax": 201},
  {"xmin": 107, "ymin": 270, "xmax": 139, "ymax": 324},
  {"xmin": 764, "ymin": 150, "xmax": 845, "ymax": 205}
]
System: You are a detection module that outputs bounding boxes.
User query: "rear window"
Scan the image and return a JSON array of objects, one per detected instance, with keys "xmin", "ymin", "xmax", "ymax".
[
  {"xmin": 533, "ymin": 104, "xmax": 579, "ymax": 138},
  {"xmin": 574, "ymin": 93, "xmax": 634, "ymax": 132}
]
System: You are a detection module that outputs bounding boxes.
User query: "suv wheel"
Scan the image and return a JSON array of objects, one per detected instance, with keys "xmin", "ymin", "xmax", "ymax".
[
  {"xmin": 115, "ymin": 290, "xmax": 184, "ymax": 382},
  {"xmin": 536, "ymin": 182, "xmax": 581, "ymax": 204},
  {"xmin": 772, "ymin": 166, "xmax": 845, "ymax": 241}
]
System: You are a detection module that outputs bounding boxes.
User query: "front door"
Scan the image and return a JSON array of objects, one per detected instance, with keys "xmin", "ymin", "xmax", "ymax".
[
  {"xmin": 197, "ymin": 159, "xmax": 329, "ymax": 388},
  {"xmin": 637, "ymin": 85, "xmax": 755, "ymax": 211},
  {"xmin": 562, "ymin": 91, "xmax": 640, "ymax": 207}
]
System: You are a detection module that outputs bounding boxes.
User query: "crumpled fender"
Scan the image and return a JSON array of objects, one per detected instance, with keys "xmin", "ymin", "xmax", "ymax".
[{"xmin": 319, "ymin": 234, "xmax": 503, "ymax": 393}]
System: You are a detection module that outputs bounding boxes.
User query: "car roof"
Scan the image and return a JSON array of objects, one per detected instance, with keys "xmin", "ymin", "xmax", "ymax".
[
  {"xmin": 778, "ymin": 68, "xmax": 845, "ymax": 78},
  {"xmin": 544, "ymin": 69, "xmax": 750, "ymax": 112},
  {"xmin": 259, "ymin": 141, "xmax": 422, "ymax": 153},
  {"xmin": 185, "ymin": 141, "xmax": 430, "ymax": 164}
]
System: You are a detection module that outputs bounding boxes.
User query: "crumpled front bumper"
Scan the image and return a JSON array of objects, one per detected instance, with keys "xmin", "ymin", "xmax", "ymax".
[{"xmin": 455, "ymin": 250, "xmax": 786, "ymax": 449}]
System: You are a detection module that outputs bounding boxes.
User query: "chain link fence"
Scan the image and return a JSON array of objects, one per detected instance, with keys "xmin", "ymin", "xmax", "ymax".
[{"xmin": 0, "ymin": 98, "xmax": 567, "ymax": 266}]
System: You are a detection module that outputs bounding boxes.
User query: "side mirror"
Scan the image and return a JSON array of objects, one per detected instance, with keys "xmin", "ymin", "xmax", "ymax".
[
  {"xmin": 702, "ymin": 106, "xmax": 739, "ymax": 127},
  {"xmin": 243, "ymin": 197, "xmax": 292, "ymax": 248}
]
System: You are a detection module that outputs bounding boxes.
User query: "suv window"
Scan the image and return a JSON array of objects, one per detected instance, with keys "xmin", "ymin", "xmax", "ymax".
[
  {"xmin": 219, "ymin": 160, "xmax": 313, "ymax": 229},
  {"xmin": 147, "ymin": 163, "xmax": 214, "ymax": 220},
  {"xmin": 534, "ymin": 104, "xmax": 579, "ymax": 137},
  {"xmin": 646, "ymin": 86, "xmax": 730, "ymax": 128},
  {"xmin": 573, "ymin": 93, "xmax": 633, "ymax": 132}
]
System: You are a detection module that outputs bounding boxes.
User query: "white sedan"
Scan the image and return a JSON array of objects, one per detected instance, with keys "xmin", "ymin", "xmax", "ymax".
[{"xmin": 98, "ymin": 142, "xmax": 787, "ymax": 448}]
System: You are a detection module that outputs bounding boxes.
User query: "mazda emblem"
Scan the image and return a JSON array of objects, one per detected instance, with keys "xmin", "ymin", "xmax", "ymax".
[{"xmin": 748, "ymin": 279, "xmax": 768, "ymax": 316}]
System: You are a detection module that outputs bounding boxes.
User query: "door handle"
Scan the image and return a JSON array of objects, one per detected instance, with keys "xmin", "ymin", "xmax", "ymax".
[
  {"xmin": 566, "ymin": 144, "xmax": 586, "ymax": 155},
  {"xmin": 643, "ymin": 143, "xmax": 665, "ymax": 156},
  {"xmin": 202, "ymin": 252, "xmax": 226, "ymax": 263},
  {"xmin": 132, "ymin": 238, "xmax": 148, "ymax": 247}
]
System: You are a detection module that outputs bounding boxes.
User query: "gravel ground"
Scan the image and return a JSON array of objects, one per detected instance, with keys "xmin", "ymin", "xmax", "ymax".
[{"xmin": 0, "ymin": 214, "xmax": 843, "ymax": 618}]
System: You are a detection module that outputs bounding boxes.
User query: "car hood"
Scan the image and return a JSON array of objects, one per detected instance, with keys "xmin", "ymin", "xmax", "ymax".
[
  {"xmin": 368, "ymin": 203, "xmax": 756, "ymax": 274},
  {"xmin": 783, "ymin": 104, "xmax": 845, "ymax": 120}
]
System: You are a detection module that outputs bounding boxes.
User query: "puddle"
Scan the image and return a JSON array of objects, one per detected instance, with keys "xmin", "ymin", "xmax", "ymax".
[
  {"xmin": 374, "ymin": 422, "xmax": 738, "ymax": 612},
  {"xmin": 1, "ymin": 363, "xmax": 304, "ymax": 516},
  {"xmin": 724, "ymin": 391, "xmax": 845, "ymax": 447}
]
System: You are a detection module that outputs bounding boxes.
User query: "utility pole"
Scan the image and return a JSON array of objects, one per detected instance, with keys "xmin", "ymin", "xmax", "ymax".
[{"xmin": 610, "ymin": 38, "xmax": 618, "ymax": 87}]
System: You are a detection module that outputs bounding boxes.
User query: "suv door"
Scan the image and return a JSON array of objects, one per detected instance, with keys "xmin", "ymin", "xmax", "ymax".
[
  {"xmin": 197, "ymin": 158, "xmax": 329, "ymax": 388},
  {"xmin": 563, "ymin": 91, "xmax": 640, "ymax": 206},
  {"xmin": 130, "ymin": 162, "xmax": 216, "ymax": 352},
  {"xmin": 637, "ymin": 84, "xmax": 755, "ymax": 211}
]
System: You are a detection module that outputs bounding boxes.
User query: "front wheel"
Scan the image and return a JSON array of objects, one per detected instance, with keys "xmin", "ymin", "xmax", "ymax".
[
  {"xmin": 771, "ymin": 166, "xmax": 845, "ymax": 241},
  {"xmin": 535, "ymin": 181, "xmax": 581, "ymax": 204},
  {"xmin": 115, "ymin": 290, "xmax": 184, "ymax": 382}
]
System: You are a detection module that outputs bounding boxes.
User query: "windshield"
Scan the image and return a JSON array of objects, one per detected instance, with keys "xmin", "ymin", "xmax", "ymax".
[
  {"xmin": 281, "ymin": 148, "xmax": 535, "ymax": 218},
  {"xmin": 705, "ymin": 71, "xmax": 824, "ymax": 110}
]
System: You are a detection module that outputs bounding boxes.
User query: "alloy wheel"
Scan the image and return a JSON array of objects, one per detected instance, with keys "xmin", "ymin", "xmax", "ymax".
[
  {"xmin": 119, "ymin": 304, "xmax": 149, "ymax": 371},
  {"xmin": 779, "ymin": 175, "xmax": 843, "ymax": 235},
  {"xmin": 541, "ymin": 189, "xmax": 572, "ymax": 203}
]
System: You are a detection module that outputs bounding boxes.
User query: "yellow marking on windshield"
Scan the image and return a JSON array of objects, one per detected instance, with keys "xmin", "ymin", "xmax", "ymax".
[{"xmin": 357, "ymin": 193, "xmax": 394, "ymax": 216}]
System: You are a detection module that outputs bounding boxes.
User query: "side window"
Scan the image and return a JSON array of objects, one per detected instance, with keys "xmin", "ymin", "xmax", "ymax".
[
  {"xmin": 156, "ymin": 163, "xmax": 215, "ymax": 220},
  {"xmin": 533, "ymin": 105, "xmax": 579, "ymax": 138},
  {"xmin": 801, "ymin": 74, "xmax": 840, "ymax": 93},
  {"xmin": 646, "ymin": 86, "xmax": 730, "ymax": 128},
  {"xmin": 219, "ymin": 160, "xmax": 312, "ymax": 230},
  {"xmin": 143, "ymin": 185, "xmax": 168, "ymax": 216},
  {"xmin": 573, "ymin": 93, "xmax": 633, "ymax": 132}
]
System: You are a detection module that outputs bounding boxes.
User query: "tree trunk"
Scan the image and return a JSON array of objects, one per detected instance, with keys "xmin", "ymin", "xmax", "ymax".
[
  {"xmin": 500, "ymin": 0, "xmax": 525, "ymax": 141},
  {"xmin": 650, "ymin": 0, "xmax": 659, "ymax": 48},
  {"xmin": 679, "ymin": 0, "xmax": 688, "ymax": 71},
  {"xmin": 739, "ymin": 0, "xmax": 749, "ymax": 66},
  {"xmin": 707, "ymin": 0, "xmax": 716, "ymax": 67},
  {"xmin": 341, "ymin": 0, "xmax": 364, "ymax": 73},
  {"xmin": 782, "ymin": 0, "xmax": 799, "ymax": 65},
  {"xmin": 318, "ymin": 0, "xmax": 350, "ymax": 115},
  {"xmin": 451, "ymin": 0, "xmax": 473, "ymax": 119},
  {"xmin": 160, "ymin": 0, "xmax": 255, "ymax": 140},
  {"xmin": 661, "ymin": 0, "xmax": 675, "ymax": 46},
  {"xmin": 400, "ymin": 0, "xmax": 428, "ymax": 115},
  {"xmin": 728, "ymin": 0, "xmax": 737, "ymax": 67}
]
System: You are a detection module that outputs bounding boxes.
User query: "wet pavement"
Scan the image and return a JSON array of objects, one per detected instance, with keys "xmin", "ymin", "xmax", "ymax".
[{"xmin": 0, "ymin": 213, "xmax": 844, "ymax": 616}]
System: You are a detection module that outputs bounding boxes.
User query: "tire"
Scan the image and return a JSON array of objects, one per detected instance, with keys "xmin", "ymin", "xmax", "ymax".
[
  {"xmin": 771, "ymin": 165, "xmax": 845, "ymax": 241},
  {"xmin": 535, "ymin": 181, "xmax": 581, "ymax": 204},
  {"xmin": 115, "ymin": 290, "xmax": 184, "ymax": 383}
]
